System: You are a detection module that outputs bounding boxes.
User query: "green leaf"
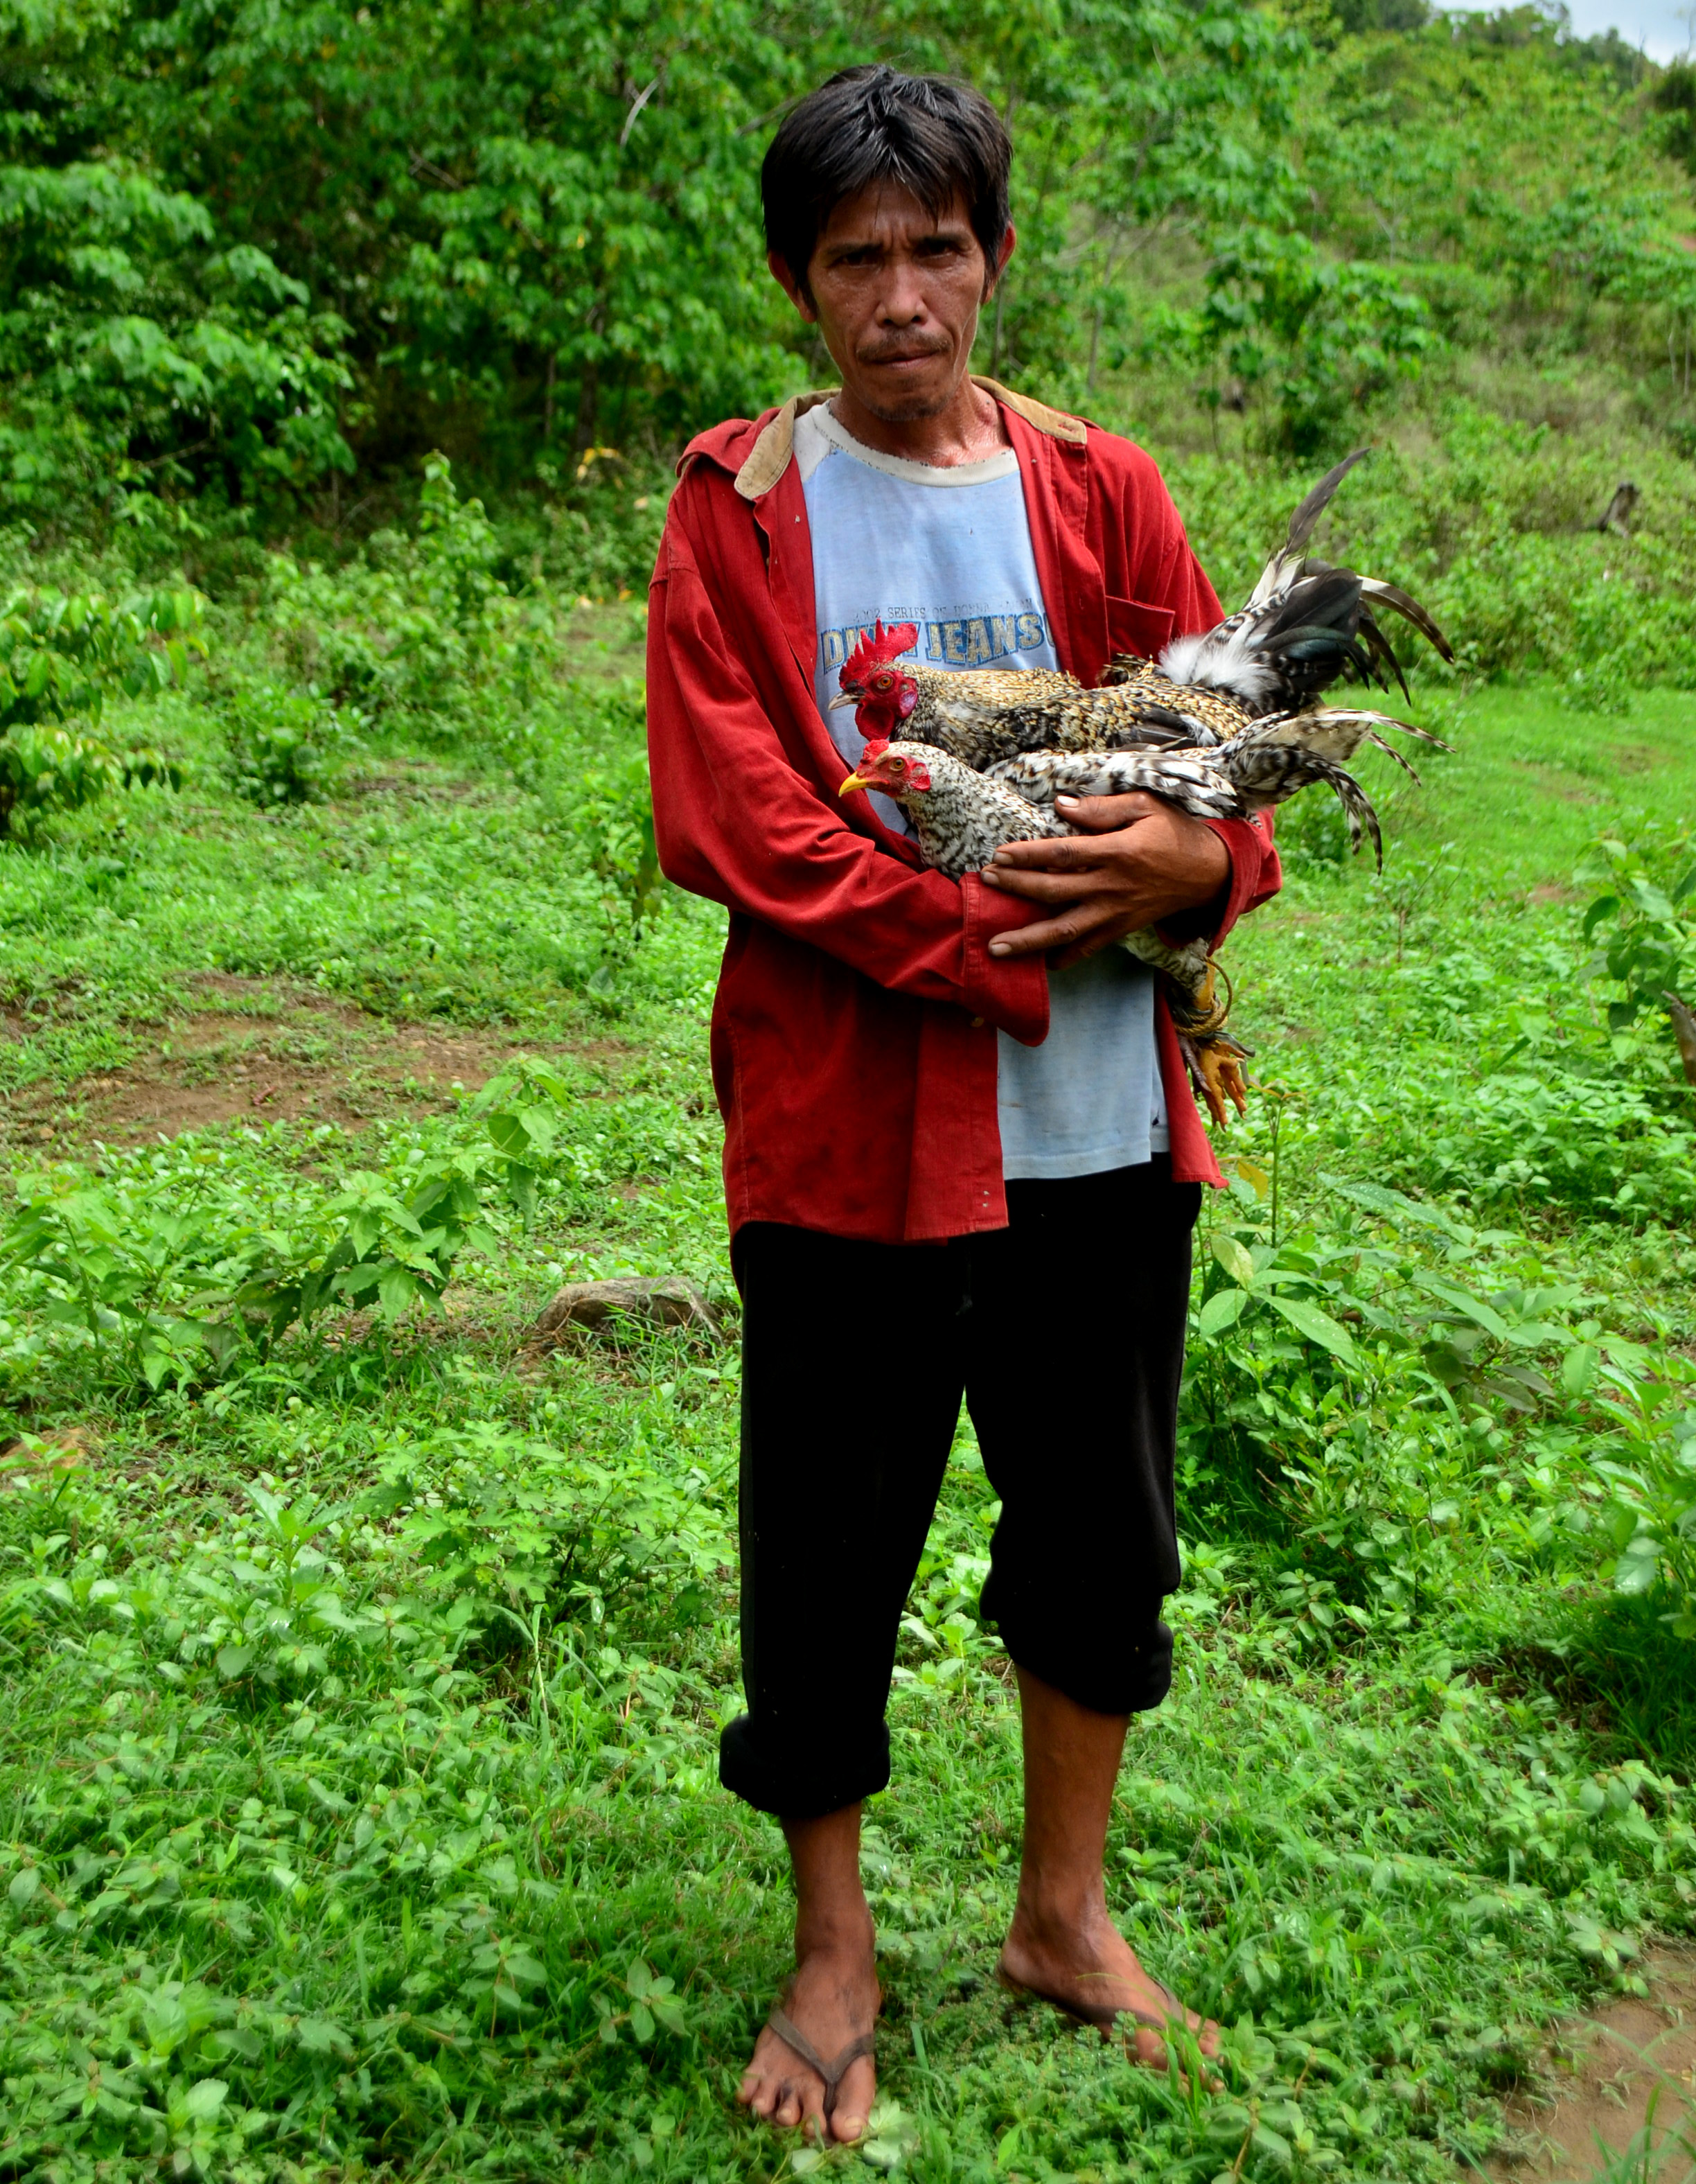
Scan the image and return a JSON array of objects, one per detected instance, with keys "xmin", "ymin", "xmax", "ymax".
[
  {"xmin": 1582, "ymin": 893, "xmax": 1621, "ymax": 940},
  {"xmin": 1198, "ymin": 1287, "xmax": 1249, "ymax": 1337},
  {"xmin": 1415, "ymin": 1275, "xmax": 1510, "ymax": 1341},
  {"xmin": 296, "ymin": 2016, "xmax": 350, "ymax": 2055},
  {"xmin": 1615, "ymin": 1536, "xmax": 1663, "ymax": 1595},
  {"xmin": 182, "ymin": 2078, "xmax": 228, "ymax": 2122},
  {"xmin": 1562, "ymin": 1344, "xmax": 1599, "ymax": 1395},
  {"xmin": 9, "ymin": 1865, "xmax": 40, "ymax": 1906},
  {"xmin": 1266, "ymin": 1294, "xmax": 1359, "ymax": 1366},
  {"xmin": 1211, "ymin": 1233, "xmax": 1256, "ymax": 1287},
  {"xmin": 377, "ymin": 1264, "xmax": 419, "ymax": 1320},
  {"xmin": 1627, "ymin": 877, "xmax": 1675, "ymax": 921}
]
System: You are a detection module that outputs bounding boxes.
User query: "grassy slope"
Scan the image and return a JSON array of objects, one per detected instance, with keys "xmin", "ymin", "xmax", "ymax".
[{"xmin": 0, "ymin": 664, "xmax": 1693, "ymax": 2183}]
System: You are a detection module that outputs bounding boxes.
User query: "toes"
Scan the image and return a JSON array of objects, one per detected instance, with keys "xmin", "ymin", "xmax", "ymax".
[
  {"xmin": 772, "ymin": 2084, "xmax": 803, "ymax": 2130},
  {"xmin": 831, "ymin": 2058, "xmax": 876, "ymax": 2142}
]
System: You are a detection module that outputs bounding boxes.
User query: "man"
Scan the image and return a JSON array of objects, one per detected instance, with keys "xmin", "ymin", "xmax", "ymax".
[{"xmin": 646, "ymin": 64, "xmax": 1280, "ymax": 2145}]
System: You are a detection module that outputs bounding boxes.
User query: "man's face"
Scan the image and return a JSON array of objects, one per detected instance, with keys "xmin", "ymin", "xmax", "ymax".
[{"xmin": 771, "ymin": 182, "xmax": 1012, "ymax": 423}]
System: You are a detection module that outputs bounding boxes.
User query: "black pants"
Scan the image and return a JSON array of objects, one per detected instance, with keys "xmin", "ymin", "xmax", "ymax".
[{"xmin": 720, "ymin": 1159, "xmax": 1201, "ymax": 1818}]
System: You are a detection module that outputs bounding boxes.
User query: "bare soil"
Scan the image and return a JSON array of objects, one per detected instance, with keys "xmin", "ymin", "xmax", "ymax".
[
  {"xmin": 1490, "ymin": 1946, "xmax": 1696, "ymax": 2182},
  {"xmin": 12, "ymin": 973, "xmax": 634, "ymax": 1150}
]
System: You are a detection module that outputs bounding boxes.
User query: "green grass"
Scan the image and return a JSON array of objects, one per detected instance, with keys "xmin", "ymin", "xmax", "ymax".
[{"xmin": 1, "ymin": 667, "xmax": 1693, "ymax": 2183}]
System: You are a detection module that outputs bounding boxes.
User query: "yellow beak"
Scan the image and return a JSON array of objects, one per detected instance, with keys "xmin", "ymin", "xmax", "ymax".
[
  {"xmin": 839, "ymin": 771, "xmax": 870, "ymax": 797},
  {"xmin": 827, "ymin": 689, "xmax": 860, "ymax": 710}
]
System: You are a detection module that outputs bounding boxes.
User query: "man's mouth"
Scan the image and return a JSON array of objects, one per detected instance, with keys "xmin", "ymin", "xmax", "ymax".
[{"xmin": 858, "ymin": 342, "xmax": 951, "ymax": 368}]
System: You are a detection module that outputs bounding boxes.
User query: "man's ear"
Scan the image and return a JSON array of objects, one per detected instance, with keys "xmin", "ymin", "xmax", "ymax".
[
  {"xmin": 984, "ymin": 223, "xmax": 1016, "ymax": 299},
  {"xmin": 768, "ymin": 248, "xmax": 818, "ymax": 323}
]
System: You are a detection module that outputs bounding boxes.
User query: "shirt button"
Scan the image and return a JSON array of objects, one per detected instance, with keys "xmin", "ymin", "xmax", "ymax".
[{"xmin": 970, "ymin": 1015, "xmax": 985, "ymax": 1028}]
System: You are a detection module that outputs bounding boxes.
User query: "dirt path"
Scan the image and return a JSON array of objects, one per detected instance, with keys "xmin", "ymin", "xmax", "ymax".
[
  {"xmin": 11, "ymin": 974, "xmax": 633, "ymax": 1150},
  {"xmin": 1488, "ymin": 1947, "xmax": 1696, "ymax": 2182}
]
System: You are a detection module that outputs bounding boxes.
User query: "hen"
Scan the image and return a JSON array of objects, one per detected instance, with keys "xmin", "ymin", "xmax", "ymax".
[{"xmin": 833, "ymin": 454, "xmax": 1454, "ymax": 1125}]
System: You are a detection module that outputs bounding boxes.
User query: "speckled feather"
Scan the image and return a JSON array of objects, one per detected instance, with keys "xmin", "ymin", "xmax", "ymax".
[{"xmin": 847, "ymin": 741, "xmax": 1212, "ymax": 990}]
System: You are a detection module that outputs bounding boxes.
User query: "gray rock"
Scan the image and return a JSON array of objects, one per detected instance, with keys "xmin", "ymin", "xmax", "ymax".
[{"xmin": 525, "ymin": 1275, "xmax": 727, "ymax": 1356}]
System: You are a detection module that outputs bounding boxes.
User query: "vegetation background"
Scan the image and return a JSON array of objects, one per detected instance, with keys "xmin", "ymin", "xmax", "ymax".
[{"xmin": 1, "ymin": 0, "xmax": 1696, "ymax": 2179}]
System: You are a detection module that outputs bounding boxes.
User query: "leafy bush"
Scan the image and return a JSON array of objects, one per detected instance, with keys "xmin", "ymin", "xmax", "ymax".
[
  {"xmin": 532, "ymin": 687, "xmax": 662, "ymax": 957},
  {"xmin": 0, "ymin": 583, "xmax": 205, "ymax": 730},
  {"xmin": 1582, "ymin": 1352, "xmax": 1696, "ymax": 1639},
  {"xmin": 0, "ymin": 162, "xmax": 352, "ymax": 525},
  {"xmin": 0, "ymin": 1063, "xmax": 590, "ymax": 1391},
  {"xmin": 1269, "ymin": 785, "xmax": 1351, "ymax": 870},
  {"xmin": 373, "ymin": 1423, "xmax": 725, "ymax": 1639},
  {"xmin": 0, "ymin": 582, "xmax": 200, "ymax": 830},
  {"xmin": 1169, "ymin": 224, "xmax": 1434, "ymax": 453},
  {"xmin": 0, "ymin": 723, "xmax": 177, "ymax": 835},
  {"xmin": 1182, "ymin": 1170, "xmax": 1696, "ymax": 1645},
  {"xmin": 1169, "ymin": 410, "xmax": 1696, "ymax": 689},
  {"xmin": 1577, "ymin": 825, "xmax": 1696, "ymax": 1082},
  {"xmin": 267, "ymin": 456, "xmax": 542, "ymax": 726},
  {"xmin": 1404, "ymin": 1066, "xmax": 1696, "ymax": 1216},
  {"xmin": 218, "ymin": 686, "xmax": 360, "ymax": 807}
]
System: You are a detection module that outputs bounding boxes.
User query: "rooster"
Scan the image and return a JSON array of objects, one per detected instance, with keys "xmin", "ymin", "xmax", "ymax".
[
  {"xmin": 830, "ymin": 450, "xmax": 1452, "ymax": 768},
  {"xmin": 833, "ymin": 453, "xmax": 1453, "ymax": 1125}
]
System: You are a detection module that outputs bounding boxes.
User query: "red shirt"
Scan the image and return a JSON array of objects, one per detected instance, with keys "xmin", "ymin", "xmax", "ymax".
[{"xmin": 646, "ymin": 380, "xmax": 1282, "ymax": 1245}]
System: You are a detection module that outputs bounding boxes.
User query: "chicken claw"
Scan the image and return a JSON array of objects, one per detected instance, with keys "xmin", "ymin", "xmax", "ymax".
[{"xmin": 1181, "ymin": 1032, "xmax": 1253, "ymax": 1129}]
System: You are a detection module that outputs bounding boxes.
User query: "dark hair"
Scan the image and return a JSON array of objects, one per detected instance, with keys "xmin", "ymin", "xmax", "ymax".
[{"xmin": 761, "ymin": 67, "xmax": 1012, "ymax": 296}]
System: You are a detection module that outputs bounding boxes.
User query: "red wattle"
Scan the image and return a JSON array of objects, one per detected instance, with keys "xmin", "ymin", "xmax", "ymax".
[{"xmin": 853, "ymin": 696, "xmax": 902, "ymax": 741}]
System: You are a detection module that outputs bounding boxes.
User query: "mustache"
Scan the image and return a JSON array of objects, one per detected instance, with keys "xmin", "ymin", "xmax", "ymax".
[{"xmin": 856, "ymin": 334, "xmax": 953, "ymax": 365}]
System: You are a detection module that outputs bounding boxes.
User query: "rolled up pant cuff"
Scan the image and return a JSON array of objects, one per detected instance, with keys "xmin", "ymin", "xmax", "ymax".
[
  {"xmin": 718, "ymin": 1713, "xmax": 892, "ymax": 1818},
  {"xmin": 996, "ymin": 1619, "xmax": 1175, "ymax": 1717}
]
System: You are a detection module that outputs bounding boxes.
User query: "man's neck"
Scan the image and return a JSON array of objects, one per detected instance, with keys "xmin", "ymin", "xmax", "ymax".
[{"xmin": 828, "ymin": 376, "xmax": 1009, "ymax": 469}]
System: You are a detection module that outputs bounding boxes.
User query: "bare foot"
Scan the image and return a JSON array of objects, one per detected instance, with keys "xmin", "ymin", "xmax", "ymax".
[
  {"xmin": 739, "ymin": 1919, "xmax": 880, "ymax": 2144},
  {"xmin": 998, "ymin": 1900, "xmax": 1219, "ymax": 2074}
]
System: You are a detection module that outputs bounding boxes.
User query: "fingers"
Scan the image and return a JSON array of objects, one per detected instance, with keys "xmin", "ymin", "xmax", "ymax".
[
  {"xmin": 1052, "ymin": 790, "xmax": 1160, "ymax": 834},
  {"xmin": 982, "ymin": 863, "xmax": 1107, "ymax": 906},
  {"xmin": 989, "ymin": 908, "xmax": 1139, "ymax": 960},
  {"xmin": 988, "ymin": 833, "xmax": 1116, "ymax": 873}
]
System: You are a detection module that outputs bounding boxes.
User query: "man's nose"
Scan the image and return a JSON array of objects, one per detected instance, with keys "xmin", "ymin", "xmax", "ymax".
[{"xmin": 877, "ymin": 254, "xmax": 928, "ymax": 322}]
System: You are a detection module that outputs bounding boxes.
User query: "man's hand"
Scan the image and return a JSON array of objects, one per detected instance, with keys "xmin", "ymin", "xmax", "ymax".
[{"xmin": 983, "ymin": 791, "xmax": 1230, "ymax": 969}]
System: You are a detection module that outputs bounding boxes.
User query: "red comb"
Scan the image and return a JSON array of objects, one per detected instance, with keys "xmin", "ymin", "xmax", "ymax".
[
  {"xmin": 840, "ymin": 620, "xmax": 918, "ymax": 690},
  {"xmin": 859, "ymin": 738, "xmax": 891, "ymax": 761}
]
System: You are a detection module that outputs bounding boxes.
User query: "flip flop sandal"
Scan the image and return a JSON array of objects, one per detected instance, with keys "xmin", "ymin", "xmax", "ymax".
[{"xmin": 764, "ymin": 2007, "xmax": 877, "ymax": 2134}]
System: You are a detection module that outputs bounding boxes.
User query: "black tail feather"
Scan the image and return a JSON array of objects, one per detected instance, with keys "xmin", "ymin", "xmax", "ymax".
[
  {"xmin": 1282, "ymin": 448, "xmax": 1372, "ymax": 564},
  {"xmin": 1357, "ymin": 613, "xmax": 1413, "ymax": 703},
  {"xmin": 1359, "ymin": 577, "xmax": 1455, "ymax": 662}
]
